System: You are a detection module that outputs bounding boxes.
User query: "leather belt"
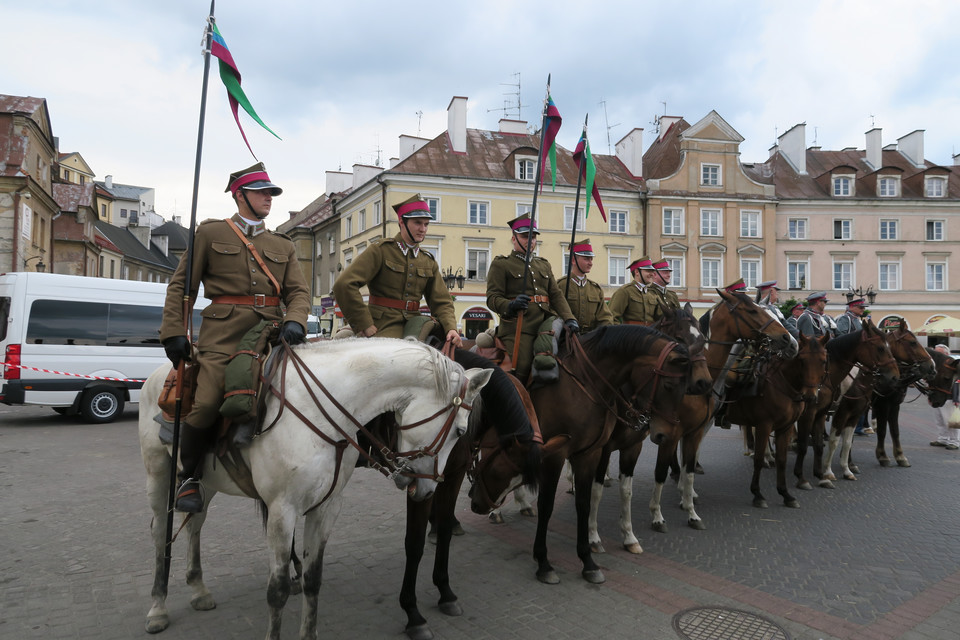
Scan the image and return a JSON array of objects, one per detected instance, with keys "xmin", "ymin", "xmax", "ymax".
[
  {"xmin": 369, "ymin": 295, "xmax": 420, "ymax": 312},
  {"xmin": 625, "ymin": 320, "xmax": 651, "ymax": 326},
  {"xmin": 211, "ymin": 294, "xmax": 281, "ymax": 307},
  {"xmin": 531, "ymin": 295, "xmax": 549, "ymax": 304}
]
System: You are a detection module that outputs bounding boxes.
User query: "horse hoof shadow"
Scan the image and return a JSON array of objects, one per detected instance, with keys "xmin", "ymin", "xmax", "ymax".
[
  {"xmin": 582, "ymin": 569, "xmax": 605, "ymax": 584},
  {"xmin": 688, "ymin": 519, "xmax": 706, "ymax": 531},
  {"xmin": 439, "ymin": 600, "xmax": 463, "ymax": 617},
  {"xmin": 537, "ymin": 569, "xmax": 560, "ymax": 585},
  {"xmin": 190, "ymin": 593, "xmax": 216, "ymax": 611},
  {"xmin": 405, "ymin": 623, "xmax": 434, "ymax": 640},
  {"xmin": 145, "ymin": 615, "xmax": 169, "ymax": 634}
]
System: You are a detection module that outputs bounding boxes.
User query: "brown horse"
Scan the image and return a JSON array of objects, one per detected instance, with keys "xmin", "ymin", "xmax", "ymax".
[
  {"xmin": 727, "ymin": 333, "xmax": 830, "ymax": 508},
  {"xmin": 822, "ymin": 322, "xmax": 932, "ymax": 483},
  {"xmin": 497, "ymin": 325, "xmax": 692, "ymax": 585},
  {"xmin": 793, "ymin": 319, "xmax": 900, "ymax": 490}
]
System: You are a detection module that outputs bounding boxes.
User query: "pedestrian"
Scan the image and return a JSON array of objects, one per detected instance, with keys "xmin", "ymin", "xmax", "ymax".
[
  {"xmin": 557, "ymin": 238, "xmax": 613, "ymax": 333},
  {"xmin": 160, "ymin": 162, "xmax": 311, "ymax": 513},
  {"xmin": 930, "ymin": 344, "xmax": 960, "ymax": 450}
]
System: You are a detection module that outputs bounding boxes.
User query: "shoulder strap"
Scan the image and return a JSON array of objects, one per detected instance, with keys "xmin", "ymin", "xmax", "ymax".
[{"xmin": 226, "ymin": 218, "xmax": 282, "ymax": 296}]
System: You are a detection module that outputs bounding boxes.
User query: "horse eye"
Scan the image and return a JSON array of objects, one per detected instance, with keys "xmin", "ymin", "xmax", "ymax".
[{"xmin": 456, "ymin": 426, "xmax": 467, "ymax": 437}]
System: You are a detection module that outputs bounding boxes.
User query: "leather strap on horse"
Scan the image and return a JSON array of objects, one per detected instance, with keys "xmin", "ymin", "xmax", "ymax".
[{"xmin": 226, "ymin": 218, "xmax": 282, "ymax": 296}]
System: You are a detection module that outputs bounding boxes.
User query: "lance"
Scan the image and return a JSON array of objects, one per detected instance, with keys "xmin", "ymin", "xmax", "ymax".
[
  {"xmin": 564, "ymin": 114, "xmax": 589, "ymax": 300},
  {"xmin": 163, "ymin": 0, "xmax": 215, "ymax": 587},
  {"xmin": 511, "ymin": 75, "xmax": 554, "ymax": 369}
]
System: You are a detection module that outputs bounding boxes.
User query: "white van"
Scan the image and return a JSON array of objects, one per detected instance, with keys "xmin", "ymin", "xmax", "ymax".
[{"xmin": 0, "ymin": 272, "xmax": 207, "ymax": 423}]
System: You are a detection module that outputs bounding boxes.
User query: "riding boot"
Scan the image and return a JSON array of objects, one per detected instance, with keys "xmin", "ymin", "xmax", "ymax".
[{"xmin": 175, "ymin": 423, "xmax": 214, "ymax": 513}]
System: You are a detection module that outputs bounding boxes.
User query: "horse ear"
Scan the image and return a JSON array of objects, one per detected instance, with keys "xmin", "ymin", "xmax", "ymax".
[
  {"xmin": 464, "ymin": 367, "xmax": 494, "ymax": 398},
  {"xmin": 900, "ymin": 317, "xmax": 910, "ymax": 331},
  {"xmin": 684, "ymin": 302, "xmax": 694, "ymax": 316}
]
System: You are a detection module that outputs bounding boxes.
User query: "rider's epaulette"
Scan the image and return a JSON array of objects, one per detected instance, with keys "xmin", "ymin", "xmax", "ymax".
[
  {"xmin": 199, "ymin": 218, "xmax": 219, "ymax": 226},
  {"xmin": 420, "ymin": 248, "xmax": 435, "ymax": 261}
]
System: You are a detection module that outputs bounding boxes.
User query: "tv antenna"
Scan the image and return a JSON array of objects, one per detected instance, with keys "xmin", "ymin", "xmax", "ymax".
[
  {"xmin": 373, "ymin": 134, "xmax": 382, "ymax": 167},
  {"xmin": 651, "ymin": 100, "xmax": 667, "ymax": 134},
  {"xmin": 599, "ymin": 98, "xmax": 620, "ymax": 155},
  {"xmin": 416, "ymin": 110, "xmax": 423, "ymax": 136},
  {"xmin": 486, "ymin": 72, "xmax": 525, "ymax": 121}
]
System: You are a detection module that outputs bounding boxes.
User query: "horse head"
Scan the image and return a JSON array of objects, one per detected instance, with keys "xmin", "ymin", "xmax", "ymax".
[
  {"xmin": 850, "ymin": 319, "xmax": 900, "ymax": 395},
  {"xmin": 885, "ymin": 319, "xmax": 936, "ymax": 383},
  {"xmin": 795, "ymin": 333, "xmax": 830, "ymax": 403},
  {"xmin": 713, "ymin": 289, "xmax": 798, "ymax": 357},
  {"xmin": 923, "ymin": 347, "xmax": 958, "ymax": 408},
  {"xmin": 653, "ymin": 302, "xmax": 711, "ymax": 395},
  {"xmin": 627, "ymin": 336, "xmax": 691, "ymax": 446}
]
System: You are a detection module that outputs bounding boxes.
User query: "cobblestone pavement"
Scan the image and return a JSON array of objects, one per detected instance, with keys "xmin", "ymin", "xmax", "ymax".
[{"xmin": 2, "ymin": 398, "xmax": 959, "ymax": 639}]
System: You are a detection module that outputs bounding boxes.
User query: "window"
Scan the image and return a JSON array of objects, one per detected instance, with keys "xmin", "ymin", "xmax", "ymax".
[
  {"xmin": 833, "ymin": 176, "xmax": 852, "ymax": 196},
  {"xmin": 63, "ymin": 169, "xmax": 70, "ymax": 181},
  {"xmin": 120, "ymin": 208, "xmax": 127, "ymax": 218},
  {"xmin": 79, "ymin": 176, "xmax": 85, "ymax": 185},
  {"xmin": 373, "ymin": 201, "xmax": 382, "ymax": 225},
  {"xmin": 468, "ymin": 201, "xmax": 489, "ymax": 225},
  {"xmin": 700, "ymin": 209, "xmax": 721, "ymax": 236},
  {"xmin": 564, "ymin": 206, "xmax": 586, "ymax": 231},
  {"xmin": 833, "ymin": 219, "xmax": 852, "ymax": 240},
  {"xmin": 26, "ymin": 300, "xmax": 164, "ymax": 347},
  {"xmin": 328, "ymin": 233, "xmax": 335, "ymax": 254},
  {"xmin": 879, "ymin": 261, "xmax": 900, "ymax": 291},
  {"xmin": 740, "ymin": 210, "xmax": 760, "ymax": 238},
  {"xmin": 663, "ymin": 208, "xmax": 684, "ymax": 235},
  {"xmin": 926, "ymin": 177, "xmax": 946, "ymax": 198},
  {"xmin": 832, "ymin": 260, "xmax": 853, "ymax": 290},
  {"xmin": 425, "ymin": 197, "xmax": 440, "ymax": 221},
  {"xmin": 467, "ymin": 249, "xmax": 490, "ymax": 281},
  {"xmin": 100, "ymin": 204, "xmax": 106, "ymax": 218},
  {"xmin": 926, "ymin": 263, "xmax": 946, "ymax": 291},
  {"xmin": 927, "ymin": 220, "xmax": 944, "ymax": 241},
  {"xmin": 666, "ymin": 257, "xmax": 684, "ymax": 287},
  {"xmin": 787, "ymin": 261, "xmax": 808, "ymax": 290},
  {"xmin": 609, "ymin": 255, "xmax": 627, "ymax": 286},
  {"xmin": 358, "ymin": 209, "xmax": 366, "ymax": 232},
  {"xmin": 345, "ymin": 216, "xmax": 352, "ymax": 238},
  {"xmin": 701, "ymin": 257, "xmax": 721, "ymax": 288},
  {"xmin": 517, "ymin": 203, "xmax": 533, "ymax": 216},
  {"xmin": 740, "ymin": 259, "xmax": 760, "ymax": 288},
  {"xmin": 609, "ymin": 209, "xmax": 627, "ymax": 234},
  {"xmin": 517, "ymin": 158, "xmax": 536, "ymax": 181},
  {"xmin": 561, "ymin": 250, "xmax": 571, "ymax": 276},
  {"xmin": 343, "ymin": 249, "xmax": 353, "ymax": 267},
  {"xmin": 879, "ymin": 219, "xmax": 899, "ymax": 240},
  {"xmin": 878, "ymin": 177, "xmax": 898, "ymax": 197},
  {"xmin": 328, "ymin": 270, "xmax": 336, "ymax": 294},
  {"xmin": 788, "ymin": 218, "xmax": 807, "ymax": 240},
  {"xmin": 701, "ymin": 163, "xmax": 721, "ymax": 186}
]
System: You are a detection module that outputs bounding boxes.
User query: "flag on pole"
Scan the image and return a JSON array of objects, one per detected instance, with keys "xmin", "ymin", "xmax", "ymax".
[
  {"xmin": 572, "ymin": 126, "xmax": 606, "ymax": 222},
  {"xmin": 210, "ymin": 22, "xmax": 281, "ymax": 157},
  {"xmin": 541, "ymin": 94, "xmax": 562, "ymax": 191}
]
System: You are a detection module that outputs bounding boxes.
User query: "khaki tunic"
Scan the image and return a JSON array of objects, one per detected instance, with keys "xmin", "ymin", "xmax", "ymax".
[
  {"xmin": 609, "ymin": 281, "xmax": 658, "ymax": 325},
  {"xmin": 650, "ymin": 284, "xmax": 681, "ymax": 315},
  {"xmin": 558, "ymin": 275, "xmax": 613, "ymax": 333},
  {"xmin": 332, "ymin": 234, "xmax": 456, "ymax": 338},
  {"xmin": 160, "ymin": 214, "xmax": 310, "ymax": 429},
  {"xmin": 486, "ymin": 251, "xmax": 575, "ymax": 379}
]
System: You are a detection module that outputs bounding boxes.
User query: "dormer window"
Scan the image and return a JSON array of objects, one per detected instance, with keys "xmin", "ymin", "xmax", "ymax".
[
  {"xmin": 516, "ymin": 156, "xmax": 537, "ymax": 181},
  {"xmin": 701, "ymin": 163, "xmax": 721, "ymax": 187},
  {"xmin": 832, "ymin": 175, "xmax": 853, "ymax": 196},
  {"xmin": 926, "ymin": 176, "xmax": 946, "ymax": 197},
  {"xmin": 878, "ymin": 176, "xmax": 899, "ymax": 197}
]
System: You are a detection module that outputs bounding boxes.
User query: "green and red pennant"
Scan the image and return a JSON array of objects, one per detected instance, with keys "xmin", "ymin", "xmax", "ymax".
[
  {"xmin": 211, "ymin": 23, "xmax": 280, "ymax": 157},
  {"xmin": 572, "ymin": 126, "xmax": 606, "ymax": 221},
  {"xmin": 541, "ymin": 94, "xmax": 562, "ymax": 191}
]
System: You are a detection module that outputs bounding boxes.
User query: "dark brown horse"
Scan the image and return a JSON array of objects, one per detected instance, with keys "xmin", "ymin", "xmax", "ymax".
[
  {"xmin": 793, "ymin": 320, "xmax": 900, "ymax": 490},
  {"xmin": 822, "ymin": 322, "xmax": 932, "ymax": 483},
  {"xmin": 493, "ymin": 325, "xmax": 692, "ymax": 585}
]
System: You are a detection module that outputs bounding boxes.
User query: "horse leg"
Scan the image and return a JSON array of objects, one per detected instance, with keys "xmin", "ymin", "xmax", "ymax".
[
  {"xmin": 890, "ymin": 403, "xmax": 910, "ymax": 467},
  {"xmin": 839, "ymin": 425, "xmax": 857, "ymax": 481},
  {"xmin": 571, "ymin": 453, "xmax": 605, "ymax": 584},
  {"xmin": 678, "ymin": 432, "xmax": 705, "ymax": 530},
  {"xmin": 793, "ymin": 408, "xmax": 814, "ymax": 490},
  {"xmin": 399, "ymin": 495, "xmax": 432, "ymax": 640},
  {"xmin": 774, "ymin": 427, "xmax": 799, "ymax": 508},
  {"xmin": 616, "ymin": 442, "xmax": 643, "ymax": 554},
  {"xmin": 742, "ymin": 425, "xmax": 755, "ymax": 456},
  {"xmin": 184, "ymin": 500, "xmax": 216, "ymax": 612},
  {"xmin": 514, "ymin": 484, "xmax": 537, "ymax": 517},
  {"xmin": 298, "ymin": 498, "xmax": 342, "ymax": 640},
  {"xmin": 820, "ymin": 424, "xmax": 839, "ymax": 487},
  {"xmin": 649, "ymin": 441, "xmax": 671, "ymax": 533},
  {"xmin": 874, "ymin": 399, "xmax": 891, "ymax": 466},
  {"xmin": 533, "ymin": 454, "xmax": 565, "ymax": 584},
  {"xmin": 144, "ymin": 447, "xmax": 175, "ymax": 633},
  {"xmin": 431, "ymin": 470, "xmax": 467, "ymax": 617},
  {"xmin": 811, "ymin": 414, "xmax": 827, "ymax": 483},
  {"xmin": 588, "ymin": 446, "xmax": 613, "ymax": 554},
  {"xmin": 751, "ymin": 423, "xmax": 772, "ymax": 508},
  {"xmin": 264, "ymin": 504, "xmax": 298, "ymax": 640}
]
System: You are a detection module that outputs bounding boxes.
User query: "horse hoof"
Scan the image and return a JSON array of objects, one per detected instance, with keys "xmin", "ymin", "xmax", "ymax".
[
  {"xmin": 519, "ymin": 508, "xmax": 536, "ymax": 517},
  {"xmin": 582, "ymin": 569, "xmax": 606, "ymax": 584},
  {"xmin": 878, "ymin": 458, "xmax": 891, "ymax": 467},
  {"xmin": 288, "ymin": 578, "xmax": 303, "ymax": 595},
  {"xmin": 427, "ymin": 531, "xmax": 438, "ymax": 544},
  {"xmin": 190, "ymin": 594, "xmax": 216, "ymax": 611},
  {"xmin": 487, "ymin": 512, "xmax": 505, "ymax": 525},
  {"xmin": 590, "ymin": 541, "xmax": 606, "ymax": 554},
  {"xmin": 145, "ymin": 615, "xmax": 170, "ymax": 634},
  {"xmin": 896, "ymin": 457, "xmax": 911, "ymax": 468},
  {"xmin": 818, "ymin": 479, "xmax": 835, "ymax": 489},
  {"xmin": 405, "ymin": 624, "xmax": 434, "ymax": 640},
  {"xmin": 536, "ymin": 569, "xmax": 560, "ymax": 585},
  {"xmin": 797, "ymin": 481, "xmax": 813, "ymax": 491},
  {"xmin": 451, "ymin": 522, "xmax": 465, "ymax": 536},
  {"xmin": 439, "ymin": 600, "xmax": 463, "ymax": 617},
  {"xmin": 688, "ymin": 519, "xmax": 706, "ymax": 531},
  {"xmin": 843, "ymin": 473, "xmax": 857, "ymax": 481},
  {"xmin": 652, "ymin": 522, "xmax": 668, "ymax": 533},
  {"xmin": 624, "ymin": 542, "xmax": 644, "ymax": 554},
  {"xmin": 849, "ymin": 464, "xmax": 860, "ymax": 474},
  {"xmin": 753, "ymin": 498, "xmax": 768, "ymax": 509},
  {"xmin": 785, "ymin": 498, "xmax": 800, "ymax": 509}
]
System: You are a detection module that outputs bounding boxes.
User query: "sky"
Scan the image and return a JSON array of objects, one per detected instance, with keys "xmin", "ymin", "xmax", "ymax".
[{"xmin": 4, "ymin": 0, "xmax": 959, "ymax": 228}]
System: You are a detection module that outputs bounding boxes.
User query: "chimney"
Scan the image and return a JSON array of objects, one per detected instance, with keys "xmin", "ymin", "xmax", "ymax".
[
  {"xmin": 897, "ymin": 130, "xmax": 925, "ymax": 167},
  {"xmin": 865, "ymin": 128, "xmax": 882, "ymax": 169},
  {"xmin": 447, "ymin": 96, "xmax": 468, "ymax": 153},
  {"xmin": 954, "ymin": 152, "xmax": 960, "ymax": 166},
  {"xmin": 325, "ymin": 170, "xmax": 352, "ymax": 195},
  {"xmin": 351, "ymin": 164, "xmax": 383, "ymax": 190},
  {"xmin": 389, "ymin": 157, "xmax": 400, "ymax": 169},
  {"xmin": 105, "ymin": 175, "xmax": 113, "ymax": 189},
  {"xmin": 498, "ymin": 118, "xmax": 527, "ymax": 135},
  {"xmin": 615, "ymin": 128, "xmax": 644, "ymax": 178},
  {"xmin": 129, "ymin": 224, "xmax": 151, "ymax": 249},
  {"xmin": 768, "ymin": 143, "xmax": 779, "ymax": 159},
  {"xmin": 777, "ymin": 123, "xmax": 807, "ymax": 175},
  {"xmin": 172, "ymin": 215, "xmax": 182, "ymax": 226},
  {"xmin": 658, "ymin": 116, "xmax": 682, "ymax": 141},
  {"xmin": 398, "ymin": 134, "xmax": 430, "ymax": 161}
]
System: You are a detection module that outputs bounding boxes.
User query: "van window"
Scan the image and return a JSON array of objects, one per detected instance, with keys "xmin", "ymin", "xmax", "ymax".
[
  {"xmin": 0, "ymin": 296, "xmax": 10, "ymax": 342},
  {"xmin": 26, "ymin": 300, "xmax": 174, "ymax": 347},
  {"xmin": 108, "ymin": 304, "xmax": 163, "ymax": 345}
]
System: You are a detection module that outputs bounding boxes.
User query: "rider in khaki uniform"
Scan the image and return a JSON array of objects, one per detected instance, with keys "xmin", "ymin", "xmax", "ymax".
[
  {"xmin": 557, "ymin": 239, "xmax": 613, "ymax": 333},
  {"xmin": 333, "ymin": 194, "xmax": 460, "ymax": 346},
  {"xmin": 160, "ymin": 163, "xmax": 311, "ymax": 512},
  {"xmin": 486, "ymin": 213, "xmax": 577, "ymax": 381},
  {"xmin": 608, "ymin": 256, "xmax": 659, "ymax": 325},
  {"xmin": 650, "ymin": 257, "xmax": 681, "ymax": 311}
]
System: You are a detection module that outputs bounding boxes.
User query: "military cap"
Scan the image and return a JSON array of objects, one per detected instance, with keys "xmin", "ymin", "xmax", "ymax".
[
  {"xmin": 723, "ymin": 278, "xmax": 747, "ymax": 293},
  {"xmin": 652, "ymin": 258, "xmax": 672, "ymax": 271},
  {"xmin": 571, "ymin": 239, "xmax": 594, "ymax": 257},
  {"xmin": 847, "ymin": 298, "xmax": 866, "ymax": 307},
  {"xmin": 508, "ymin": 213, "xmax": 540, "ymax": 234},
  {"xmin": 806, "ymin": 291, "xmax": 829, "ymax": 303},
  {"xmin": 790, "ymin": 302, "xmax": 804, "ymax": 312},
  {"xmin": 628, "ymin": 256, "xmax": 653, "ymax": 273},
  {"xmin": 756, "ymin": 280, "xmax": 780, "ymax": 292},
  {"xmin": 392, "ymin": 193, "xmax": 433, "ymax": 220},
  {"xmin": 226, "ymin": 162, "xmax": 282, "ymax": 196}
]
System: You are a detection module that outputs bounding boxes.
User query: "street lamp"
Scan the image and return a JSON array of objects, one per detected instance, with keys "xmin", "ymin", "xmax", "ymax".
[
  {"xmin": 24, "ymin": 256, "xmax": 46, "ymax": 272},
  {"xmin": 845, "ymin": 285, "xmax": 877, "ymax": 304},
  {"xmin": 442, "ymin": 266, "xmax": 464, "ymax": 290}
]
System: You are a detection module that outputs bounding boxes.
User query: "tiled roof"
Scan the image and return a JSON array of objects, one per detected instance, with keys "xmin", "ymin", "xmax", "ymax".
[
  {"xmin": 94, "ymin": 180, "xmax": 152, "ymax": 201},
  {"xmin": 642, "ymin": 119, "xmax": 690, "ymax": 180},
  {"xmin": 0, "ymin": 95, "xmax": 45, "ymax": 115},
  {"xmin": 52, "ymin": 182, "xmax": 95, "ymax": 212},
  {"xmin": 94, "ymin": 220, "xmax": 178, "ymax": 270},
  {"xmin": 151, "ymin": 220, "xmax": 191, "ymax": 252}
]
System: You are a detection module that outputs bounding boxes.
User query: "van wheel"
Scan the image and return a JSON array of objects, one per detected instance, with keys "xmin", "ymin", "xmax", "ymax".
[{"xmin": 81, "ymin": 387, "xmax": 124, "ymax": 423}]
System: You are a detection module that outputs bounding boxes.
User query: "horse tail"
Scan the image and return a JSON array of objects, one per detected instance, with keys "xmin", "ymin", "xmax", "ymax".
[{"xmin": 256, "ymin": 498, "xmax": 268, "ymax": 532}]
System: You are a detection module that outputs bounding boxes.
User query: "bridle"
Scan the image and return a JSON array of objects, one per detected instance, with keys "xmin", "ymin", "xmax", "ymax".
[
  {"xmin": 841, "ymin": 329, "xmax": 898, "ymax": 388},
  {"xmin": 705, "ymin": 297, "xmax": 779, "ymax": 348},
  {"xmin": 885, "ymin": 329, "xmax": 931, "ymax": 387}
]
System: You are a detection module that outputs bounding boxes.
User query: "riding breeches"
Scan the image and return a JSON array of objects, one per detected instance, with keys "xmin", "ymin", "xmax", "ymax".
[{"xmin": 184, "ymin": 350, "xmax": 231, "ymax": 430}]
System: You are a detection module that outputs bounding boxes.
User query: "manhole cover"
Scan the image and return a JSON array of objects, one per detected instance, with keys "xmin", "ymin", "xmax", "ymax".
[{"xmin": 673, "ymin": 606, "xmax": 790, "ymax": 640}]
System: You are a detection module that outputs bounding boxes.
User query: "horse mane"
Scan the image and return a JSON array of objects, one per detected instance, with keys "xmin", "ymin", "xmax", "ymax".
[
  {"xmin": 826, "ymin": 329, "xmax": 862, "ymax": 359},
  {"xmin": 699, "ymin": 308, "xmax": 711, "ymax": 335},
  {"xmin": 579, "ymin": 324, "xmax": 689, "ymax": 360}
]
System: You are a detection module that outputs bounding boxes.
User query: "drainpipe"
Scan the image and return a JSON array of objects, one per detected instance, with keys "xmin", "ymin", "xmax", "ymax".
[
  {"xmin": 639, "ymin": 188, "xmax": 649, "ymax": 256},
  {"xmin": 377, "ymin": 174, "xmax": 388, "ymax": 238}
]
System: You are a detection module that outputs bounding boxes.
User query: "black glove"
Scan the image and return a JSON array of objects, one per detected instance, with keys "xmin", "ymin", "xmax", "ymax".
[
  {"xmin": 162, "ymin": 335, "xmax": 191, "ymax": 368},
  {"xmin": 564, "ymin": 318, "xmax": 581, "ymax": 334},
  {"xmin": 507, "ymin": 294, "xmax": 531, "ymax": 316},
  {"xmin": 280, "ymin": 321, "xmax": 306, "ymax": 345}
]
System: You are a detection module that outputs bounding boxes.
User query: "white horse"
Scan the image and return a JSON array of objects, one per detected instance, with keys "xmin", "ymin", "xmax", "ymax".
[{"xmin": 139, "ymin": 338, "xmax": 492, "ymax": 640}]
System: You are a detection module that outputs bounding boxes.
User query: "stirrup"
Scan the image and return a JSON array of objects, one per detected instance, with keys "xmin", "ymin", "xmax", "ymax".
[{"xmin": 175, "ymin": 478, "xmax": 205, "ymax": 513}]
